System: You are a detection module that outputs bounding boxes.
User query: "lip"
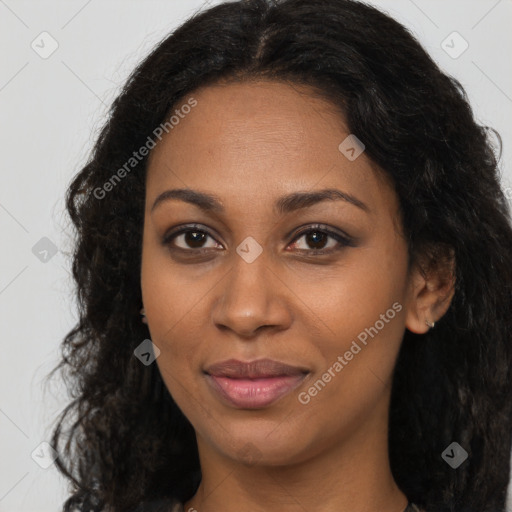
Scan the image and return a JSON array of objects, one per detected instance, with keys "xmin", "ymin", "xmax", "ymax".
[
  {"xmin": 204, "ymin": 358, "xmax": 308, "ymax": 378},
  {"xmin": 204, "ymin": 358, "xmax": 309, "ymax": 409}
]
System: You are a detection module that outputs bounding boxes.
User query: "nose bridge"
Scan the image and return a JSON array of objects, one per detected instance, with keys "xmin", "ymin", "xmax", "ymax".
[{"xmin": 212, "ymin": 242, "xmax": 290, "ymax": 336}]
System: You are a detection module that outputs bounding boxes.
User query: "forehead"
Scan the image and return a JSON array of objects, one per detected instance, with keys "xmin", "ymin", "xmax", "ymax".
[{"xmin": 145, "ymin": 80, "xmax": 397, "ymax": 218}]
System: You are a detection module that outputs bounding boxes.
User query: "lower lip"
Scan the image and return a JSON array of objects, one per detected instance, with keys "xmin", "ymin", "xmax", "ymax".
[{"xmin": 205, "ymin": 373, "xmax": 307, "ymax": 409}]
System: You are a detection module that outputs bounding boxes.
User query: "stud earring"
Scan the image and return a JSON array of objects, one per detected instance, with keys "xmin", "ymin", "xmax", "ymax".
[
  {"xmin": 426, "ymin": 319, "xmax": 435, "ymax": 329},
  {"xmin": 140, "ymin": 307, "xmax": 148, "ymax": 324}
]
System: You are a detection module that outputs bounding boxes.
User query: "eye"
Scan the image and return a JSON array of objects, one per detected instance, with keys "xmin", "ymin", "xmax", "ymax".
[
  {"xmin": 288, "ymin": 224, "xmax": 354, "ymax": 254},
  {"xmin": 162, "ymin": 223, "xmax": 355, "ymax": 256},
  {"xmin": 162, "ymin": 224, "xmax": 222, "ymax": 252}
]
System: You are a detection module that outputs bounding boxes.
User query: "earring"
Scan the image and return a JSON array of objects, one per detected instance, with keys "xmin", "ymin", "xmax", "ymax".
[
  {"xmin": 426, "ymin": 319, "xmax": 435, "ymax": 329},
  {"xmin": 140, "ymin": 307, "xmax": 148, "ymax": 324}
]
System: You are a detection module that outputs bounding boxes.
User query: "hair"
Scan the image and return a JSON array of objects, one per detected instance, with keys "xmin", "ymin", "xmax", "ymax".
[{"xmin": 47, "ymin": 0, "xmax": 512, "ymax": 511}]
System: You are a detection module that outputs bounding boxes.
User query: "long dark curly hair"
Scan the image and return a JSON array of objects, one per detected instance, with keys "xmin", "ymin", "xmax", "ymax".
[{"xmin": 47, "ymin": 0, "xmax": 512, "ymax": 510}]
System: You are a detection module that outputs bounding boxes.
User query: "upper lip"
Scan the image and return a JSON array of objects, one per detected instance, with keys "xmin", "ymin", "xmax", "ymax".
[{"xmin": 204, "ymin": 358, "xmax": 309, "ymax": 379}]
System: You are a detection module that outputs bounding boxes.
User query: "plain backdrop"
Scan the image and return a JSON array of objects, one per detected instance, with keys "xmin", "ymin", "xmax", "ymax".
[{"xmin": 1, "ymin": 0, "xmax": 511, "ymax": 510}]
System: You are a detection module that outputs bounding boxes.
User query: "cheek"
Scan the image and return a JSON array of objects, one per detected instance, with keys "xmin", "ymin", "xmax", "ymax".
[
  {"xmin": 302, "ymin": 235, "xmax": 408, "ymax": 398},
  {"xmin": 142, "ymin": 271, "xmax": 204, "ymax": 363},
  {"xmin": 304, "ymin": 238, "xmax": 407, "ymax": 345},
  {"xmin": 140, "ymin": 244, "xmax": 204, "ymax": 390},
  {"xmin": 141, "ymin": 230, "xmax": 205, "ymax": 339}
]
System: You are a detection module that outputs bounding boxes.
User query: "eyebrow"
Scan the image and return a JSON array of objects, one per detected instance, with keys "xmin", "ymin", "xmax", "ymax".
[{"xmin": 151, "ymin": 187, "xmax": 370, "ymax": 215}]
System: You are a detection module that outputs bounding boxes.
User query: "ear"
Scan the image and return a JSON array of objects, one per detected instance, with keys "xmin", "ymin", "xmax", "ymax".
[{"xmin": 404, "ymin": 245, "xmax": 456, "ymax": 334}]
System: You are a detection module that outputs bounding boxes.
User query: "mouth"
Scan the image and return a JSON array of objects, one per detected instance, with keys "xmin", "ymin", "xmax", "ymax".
[{"xmin": 203, "ymin": 358, "xmax": 310, "ymax": 409}]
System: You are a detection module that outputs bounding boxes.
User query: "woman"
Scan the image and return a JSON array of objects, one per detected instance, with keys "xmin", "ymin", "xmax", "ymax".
[{"xmin": 48, "ymin": 0, "xmax": 512, "ymax": 511}]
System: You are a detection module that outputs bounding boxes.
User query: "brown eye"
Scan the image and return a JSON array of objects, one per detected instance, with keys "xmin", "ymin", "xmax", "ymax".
[
  {"xmin": 304, "ymin": 231, "xmax": 329, "ymax": 249},
  {"xmin": 288, "ymin": 225, "xmax": 355, "ymax": 254},
  {"xmin": 162, "ymin": 225, "xmax": 222, "ymax": 251},
  {"xmin": 182, "ymin": 230, "xmax": 208, "ymax": 248}
]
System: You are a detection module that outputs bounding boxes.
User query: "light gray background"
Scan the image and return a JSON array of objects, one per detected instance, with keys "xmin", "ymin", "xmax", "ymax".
[{"xmin": 1, "ymin": 0, "xmax": 511, "ymax": 510}]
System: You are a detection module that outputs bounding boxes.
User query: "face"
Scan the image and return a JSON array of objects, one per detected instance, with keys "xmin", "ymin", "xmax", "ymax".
[{"xmin": 141, "ymin": 79, "xmax": 416, "ymax": 467}]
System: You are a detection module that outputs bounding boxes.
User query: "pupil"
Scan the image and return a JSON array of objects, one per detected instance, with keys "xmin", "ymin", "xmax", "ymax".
[
  {"xmin": 185, "ymin": 231, "xmax": 205, "ymax": 248},
  {"xmin": 307, "ymin": 231, "xmax": 326, "ymax": 249}
]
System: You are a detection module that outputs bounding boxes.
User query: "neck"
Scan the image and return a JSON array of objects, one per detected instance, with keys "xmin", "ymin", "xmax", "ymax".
[{"xmin": 183, "ymin": 392, "xmax": 407, "ymax": 512}]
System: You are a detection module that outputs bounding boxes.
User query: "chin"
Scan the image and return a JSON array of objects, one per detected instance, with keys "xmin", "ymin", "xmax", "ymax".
[{"xmin": 217, "ymin": 431, "xmax": 311, "ymax": 467}]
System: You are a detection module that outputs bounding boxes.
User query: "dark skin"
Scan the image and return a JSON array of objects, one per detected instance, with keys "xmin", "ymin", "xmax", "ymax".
[{"xmin": 140, "ymin": 80, "xmax": 455, "ymax": 512}]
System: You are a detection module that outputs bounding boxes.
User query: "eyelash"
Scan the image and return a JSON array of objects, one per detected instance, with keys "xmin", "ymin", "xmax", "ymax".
[{"xmin": 162, "ymin": 223, "xmax": 355, "ymax": 257}]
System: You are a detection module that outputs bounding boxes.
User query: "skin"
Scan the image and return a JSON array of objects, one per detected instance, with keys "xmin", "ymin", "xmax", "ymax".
[{"xmin": 140, "ymin": 79, "xmax": 455, "ymax": 512}]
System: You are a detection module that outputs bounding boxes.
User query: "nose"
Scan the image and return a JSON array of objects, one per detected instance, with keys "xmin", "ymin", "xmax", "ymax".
[{"xmin": 211, "ymin": 251, "xmax": 293, "ymax": 338}]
